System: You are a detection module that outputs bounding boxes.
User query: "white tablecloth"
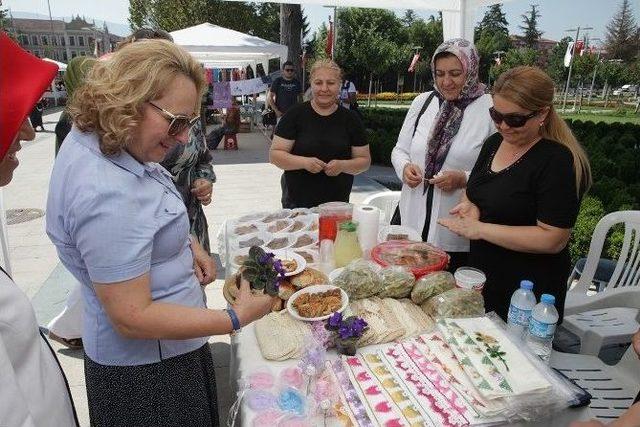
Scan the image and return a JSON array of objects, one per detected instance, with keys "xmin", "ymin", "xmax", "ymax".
[{"xmin": 230, "ymin": 324, "xmax": 595, "ymax": 426}]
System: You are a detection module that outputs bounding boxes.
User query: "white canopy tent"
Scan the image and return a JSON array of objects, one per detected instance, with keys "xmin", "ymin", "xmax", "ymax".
[
  {"xmin": 223, "ymin": 0, "xmax": 510, "ymax": 41},
  {"xmin": 170, "ymin": 23, "xmax": 288, "ymax": 75}
]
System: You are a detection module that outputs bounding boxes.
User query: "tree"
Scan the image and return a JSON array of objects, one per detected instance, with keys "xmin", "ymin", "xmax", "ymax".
[
  {"xmin": 490, "ymin": 48, "xmax": 538, "ymax": 80},
  {"xmin": 475, "ymin": 4, "xmax": 511, "ymax": 84},
  {"xmin": 128, "ymin": 0, "xmax": 267, "ymax": 36},
  {"xmin": 604, "ymin": 0, "xmax": 639, "ymax": 62},
  {"xmin": 280, "ymin": 4, "xmax": 303, "ymax": 73},
  {"xmin": 335, "ymin": 8, "xmax": 405, "ymax": 87},
  {"xmin": 546, "ymin": 37, "xmax": 571, "ymax": 87},
  {"xmin": 518, "ymin": 4, "xmax": 543, "ymax": 48},
  {"xmin": 475, "ymin": 4, "xmax": 509, "ymax": 40},
  {"xmin": 402, "ymin": 10, "xmax": 418, "ymax": 26}
]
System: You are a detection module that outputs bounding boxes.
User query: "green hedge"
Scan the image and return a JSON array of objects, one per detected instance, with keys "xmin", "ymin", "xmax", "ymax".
[{"xmin": 361, "ymin": 109, "xmax": 640, "ymax": 262}]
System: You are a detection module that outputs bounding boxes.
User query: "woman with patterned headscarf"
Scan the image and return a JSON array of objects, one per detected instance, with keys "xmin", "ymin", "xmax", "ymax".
[{"xmin": 391, "ymin": 38, "xmax": 496, "ymax": 272}]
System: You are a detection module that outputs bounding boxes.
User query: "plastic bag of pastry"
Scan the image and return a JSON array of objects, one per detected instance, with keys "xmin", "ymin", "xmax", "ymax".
[
  {"xmin": 332, "ymin": 260, "xmax": 383, "ymax": 300},
  {"xmin": 377, "ymin": 266, "xmax": 415, "ymax": 298},
  {"xmin": 420, "ymin": 288, "xmax": 484, "ymax": 318},
  {"xmin": 411, "ymin": 271, "xmax": 456, "ymax": 304}
]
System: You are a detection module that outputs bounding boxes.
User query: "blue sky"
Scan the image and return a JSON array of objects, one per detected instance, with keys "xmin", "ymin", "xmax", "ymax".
[{"xmin": 4, "ymin": 0, "xmax": 638, "ymax": 45}]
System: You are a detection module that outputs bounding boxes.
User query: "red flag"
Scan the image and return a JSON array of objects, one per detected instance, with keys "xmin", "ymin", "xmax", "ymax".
[
  {"xmin": 325, "ymin": 19, "xmax": 333, "ymax": 58},
  {"xmin": 575, "ymin": 40, "xmax": 585, "ymax": 56},
  {"xmin": 408, "ymin": 52, "xmax": 420, "ymax": 72}
]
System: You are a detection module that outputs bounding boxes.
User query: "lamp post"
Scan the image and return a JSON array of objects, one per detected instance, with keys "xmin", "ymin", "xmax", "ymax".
[
  {"xmin": 562, "ymin": 25, "xmax": 593, "ymax": 112},
  {"xmin": 587, "ymin": 37, "xmax": 601, "ymax": 104}
]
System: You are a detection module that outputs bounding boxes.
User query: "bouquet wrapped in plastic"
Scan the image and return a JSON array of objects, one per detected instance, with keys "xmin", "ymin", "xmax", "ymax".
[
  {"xmin": 421, "ymin": 288, "xmax": 484, "ymax": 318},
  {"xmin": 377, "ymin": 266, "xmax": 415, "ymax": 298},
  {"xmin": 332, "ymin": 260, "xmax": 383, "ymax": 299},
  {"xmin": 411, "ymin": 271, "xmax": 456, "ymax": 304}
]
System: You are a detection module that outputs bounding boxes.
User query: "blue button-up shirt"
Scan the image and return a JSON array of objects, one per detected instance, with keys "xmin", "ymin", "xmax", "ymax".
[{"xmin": 46, "ymin": 127, "xmax": 207, "ymax": 366}]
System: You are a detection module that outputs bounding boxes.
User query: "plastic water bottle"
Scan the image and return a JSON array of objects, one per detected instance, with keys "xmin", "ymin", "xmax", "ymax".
[
  {"xmin": 506, "ymin": 280, "xmax": 537, "ymax": 339},
  {"xmin": 525, "ymin": 294, "xmax": 559, "ymax": 363}
]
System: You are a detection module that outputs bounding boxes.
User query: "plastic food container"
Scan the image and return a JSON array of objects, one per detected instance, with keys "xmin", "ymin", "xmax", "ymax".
[
  {"xmin": 378, "ymin": 225, "xmax": 421, "ymax": 243},
  {"xmin": 318, "ymin": 202, "xmax": 353, "ymax": 242},
  {"xmin": 371, "ymin": 240, "xmax": 449, "ymax": 279},
  {"xmin": 454, "ymin": 267, "xmax": 486, "ymax": 292}
]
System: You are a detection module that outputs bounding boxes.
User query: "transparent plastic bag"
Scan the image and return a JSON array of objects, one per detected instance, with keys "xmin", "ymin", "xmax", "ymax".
[
  {"xmin": 332, "ymin": 259, "xmax": 382, "ymax": 299},
  {"xmin": 410, "ymin": 271, "xmax": 456, "ymax": 304},
  {"xmin": 420, "ymin": 288, "xmax": 484, "ymax": 318},
  {"xmin": 377, "ymin": 266, "xmax": 415, "ymax": 298},
  {"xmin": 482, "ymin": 312, "xmax": 588, "ymax": 422}
]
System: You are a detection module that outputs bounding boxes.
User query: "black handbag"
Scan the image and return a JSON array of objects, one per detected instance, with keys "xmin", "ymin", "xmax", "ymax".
[{"xmin": 262, "ymin": 108, "xmax": 277, "ymax": 126}]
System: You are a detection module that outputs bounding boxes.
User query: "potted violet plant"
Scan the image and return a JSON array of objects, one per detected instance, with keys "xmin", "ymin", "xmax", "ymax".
[
  {"xmin": 325, "ymin": 312, "xmax": 368, "ymax": 356},
  {"xmin": 239, "ymin": 246, "xmax": 286, "ymax": 297}
]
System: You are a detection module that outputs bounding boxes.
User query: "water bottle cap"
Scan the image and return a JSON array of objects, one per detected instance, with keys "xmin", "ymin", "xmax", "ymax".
[
  {"xmin": 520, "ymin": 280, "xmax": 534, "ymax": 290},
  {"xmin": 541, "ymin": 294, "xmax": 555, "ymax": 305}
]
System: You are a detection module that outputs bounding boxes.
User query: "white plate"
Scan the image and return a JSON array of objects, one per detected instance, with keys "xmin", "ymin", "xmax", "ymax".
[
  {"xmin": 271, "ymin": 249, "xmax": 307, "ymax": 277},
  {"xmin": 287, "ymin": 284, "xmax": 349, "ymax": 322}
]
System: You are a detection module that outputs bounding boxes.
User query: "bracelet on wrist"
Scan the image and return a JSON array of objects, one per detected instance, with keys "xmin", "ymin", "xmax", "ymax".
[{"xmin": 225, "ymin": 308, "xmax": 241, "ymax": 332}]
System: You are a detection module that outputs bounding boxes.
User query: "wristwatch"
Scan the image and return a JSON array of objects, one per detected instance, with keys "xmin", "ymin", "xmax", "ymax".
[{"xmin": 226, "ymin": 308, "xmax": 242, "ymax": 334}]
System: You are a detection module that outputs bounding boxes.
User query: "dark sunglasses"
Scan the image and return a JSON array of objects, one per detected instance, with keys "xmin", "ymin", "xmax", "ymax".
[
  {"xmin": 489, "ymin": 107, "xmax": 539, "ymax": 128},
  {"xmin": 284, "ymin": 68, "xmax": 295, "ymax": 72},
  {"xmin": 148, "ymin": 102, "xmax": 199, "ymax": 136}
]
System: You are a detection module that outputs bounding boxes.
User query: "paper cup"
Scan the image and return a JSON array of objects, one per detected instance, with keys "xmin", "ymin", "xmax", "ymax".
[{"xmin": 454, "ymin": 267, "xmax": 486, "ymax": 292}]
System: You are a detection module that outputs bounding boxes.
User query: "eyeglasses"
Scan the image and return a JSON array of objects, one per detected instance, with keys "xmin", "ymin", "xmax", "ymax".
[
  {"xmin": 489, "ymin": 107, "xmax": 539, "ymax": 128},
  {"xmin": 284, "ymin": 68, "xmax": 295, "ymax": 72},
  {"xmin": 148, "ymin": 102, "xmax": 199, "ymax": 136}
]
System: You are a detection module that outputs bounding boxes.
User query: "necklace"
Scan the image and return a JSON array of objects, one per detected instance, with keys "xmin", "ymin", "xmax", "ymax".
[{"xmin": 507, "ymin": 137, "xmax": 540, "ymax": 160}]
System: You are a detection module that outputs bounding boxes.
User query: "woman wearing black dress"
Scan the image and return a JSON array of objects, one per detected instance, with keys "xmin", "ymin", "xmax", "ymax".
[{"xmin": 440, "ymin": 66, "xmax": 591, "ymax": 322}]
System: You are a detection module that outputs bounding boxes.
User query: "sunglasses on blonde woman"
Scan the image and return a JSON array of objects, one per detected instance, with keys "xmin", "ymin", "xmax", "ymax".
[
  {"xmin": 489, "ymin": 107, "xmax": 539, "ymax": 128},
  {"xmin": 148, "ymin": 102, "xmax": 200, "ymax": 136}
]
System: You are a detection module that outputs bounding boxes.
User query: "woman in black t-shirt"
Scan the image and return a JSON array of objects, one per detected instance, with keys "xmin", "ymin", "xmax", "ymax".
[
  {"xmin": 439, "ymin": 66, "xmax": 592, "ymax": 322},
  {"xmin": 270, "ymin": 59, "xmax": 370, "ymax": 208}
]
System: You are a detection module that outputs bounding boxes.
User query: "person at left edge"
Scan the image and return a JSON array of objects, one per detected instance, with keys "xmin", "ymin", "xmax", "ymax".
[{"xmin": 0, "ymin": 31, "xmax": 79, "ymax": 427}]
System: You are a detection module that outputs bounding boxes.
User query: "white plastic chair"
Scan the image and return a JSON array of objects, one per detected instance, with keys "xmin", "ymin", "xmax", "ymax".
[
  {"xmin": 362, "ymin": 191, "xmax": 401, "ymax": 225},
  {"xmin": 564, "ymin": 211, "xmax": 640, "ymax": 356},
  {"xmin": 551, "ymin": 345, "xmax": 639, "ymax": 421}
]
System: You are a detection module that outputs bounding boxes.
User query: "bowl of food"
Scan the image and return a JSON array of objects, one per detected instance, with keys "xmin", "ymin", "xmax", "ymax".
[
  {"xmin": 267, "ymin": 218, "xmax": 294, "ymax": 233},
  {"xmin": 261, "ymin": 209, "xmax": 292, "ymax": 223},
  {"xmin": 290, "ymin": 231, "xmax": 318, "ymax": 249},
  {"xmin": 232, "ymin": 221, "xmax": 266, "ymax": 236},
  {"xmin": 328, "ymin": 267, "xmax": 344, "ymax": 283},
  {"xmin": 271, "ymin": 249, "xmax": 306, "ymax": 277},
  {"xmin": 287, "ymin": 284, "xmax": 349, "ymax": 322}
]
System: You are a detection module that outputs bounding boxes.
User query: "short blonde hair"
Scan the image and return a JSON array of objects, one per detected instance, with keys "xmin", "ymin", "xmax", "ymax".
[
  {"xmin": 309, "ymin": 58, "xmax": 342, "ymax": 80},
  {"xmin": 69, "ymin": 39, "xmax": 205, "ymax": 155},
  {"xmin": 493, "ymin": 66, "xmax": 591, "ymax": 194}
]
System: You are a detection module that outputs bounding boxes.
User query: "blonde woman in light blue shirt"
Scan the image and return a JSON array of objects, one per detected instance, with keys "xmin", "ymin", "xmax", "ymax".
[{"xmin": 46, "ymin": 39, "xmax": 274, "ymax": 427}]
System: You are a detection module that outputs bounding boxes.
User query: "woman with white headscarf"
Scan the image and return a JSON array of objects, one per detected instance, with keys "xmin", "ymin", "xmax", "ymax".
[{"xmin": 391, "ymin": 38, "xmax": 496, "ymax": 272}]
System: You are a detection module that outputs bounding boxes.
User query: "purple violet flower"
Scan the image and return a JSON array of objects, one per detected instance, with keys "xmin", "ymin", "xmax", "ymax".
[
  {"xmin": 351, "ymin": 318, "xmax": 368, "ymax": 338},
  {"xmin": 338, "ymin": 325, "xmax": 353, "ymax": 340},
  {"xmin": 259, "ymin": 252, "xmax": 275, "ymax": 265},
  {"xmin": 327, "ymin": 312, "xmax": 343, "ymax": 329}
]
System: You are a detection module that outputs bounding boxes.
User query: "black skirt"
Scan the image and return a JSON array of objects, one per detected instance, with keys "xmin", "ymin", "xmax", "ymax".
[{"xmin": 84, "ymin": 344, "xmax": 219, "ymax": 427}]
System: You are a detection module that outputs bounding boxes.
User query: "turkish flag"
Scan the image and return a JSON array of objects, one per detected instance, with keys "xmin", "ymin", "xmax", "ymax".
[
  {"xmin": 408, "ymin": 52, "xmax": 420, "ymax": 72},
  {"xmin": 325, "ymin": 20, "xmax": 333, "ymax": 58}
]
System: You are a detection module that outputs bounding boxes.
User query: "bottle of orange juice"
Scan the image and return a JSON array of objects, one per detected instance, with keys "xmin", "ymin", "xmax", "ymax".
[{"xmin": 334, "ymin": 221, "xmax": 363, "ymax": 267}]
